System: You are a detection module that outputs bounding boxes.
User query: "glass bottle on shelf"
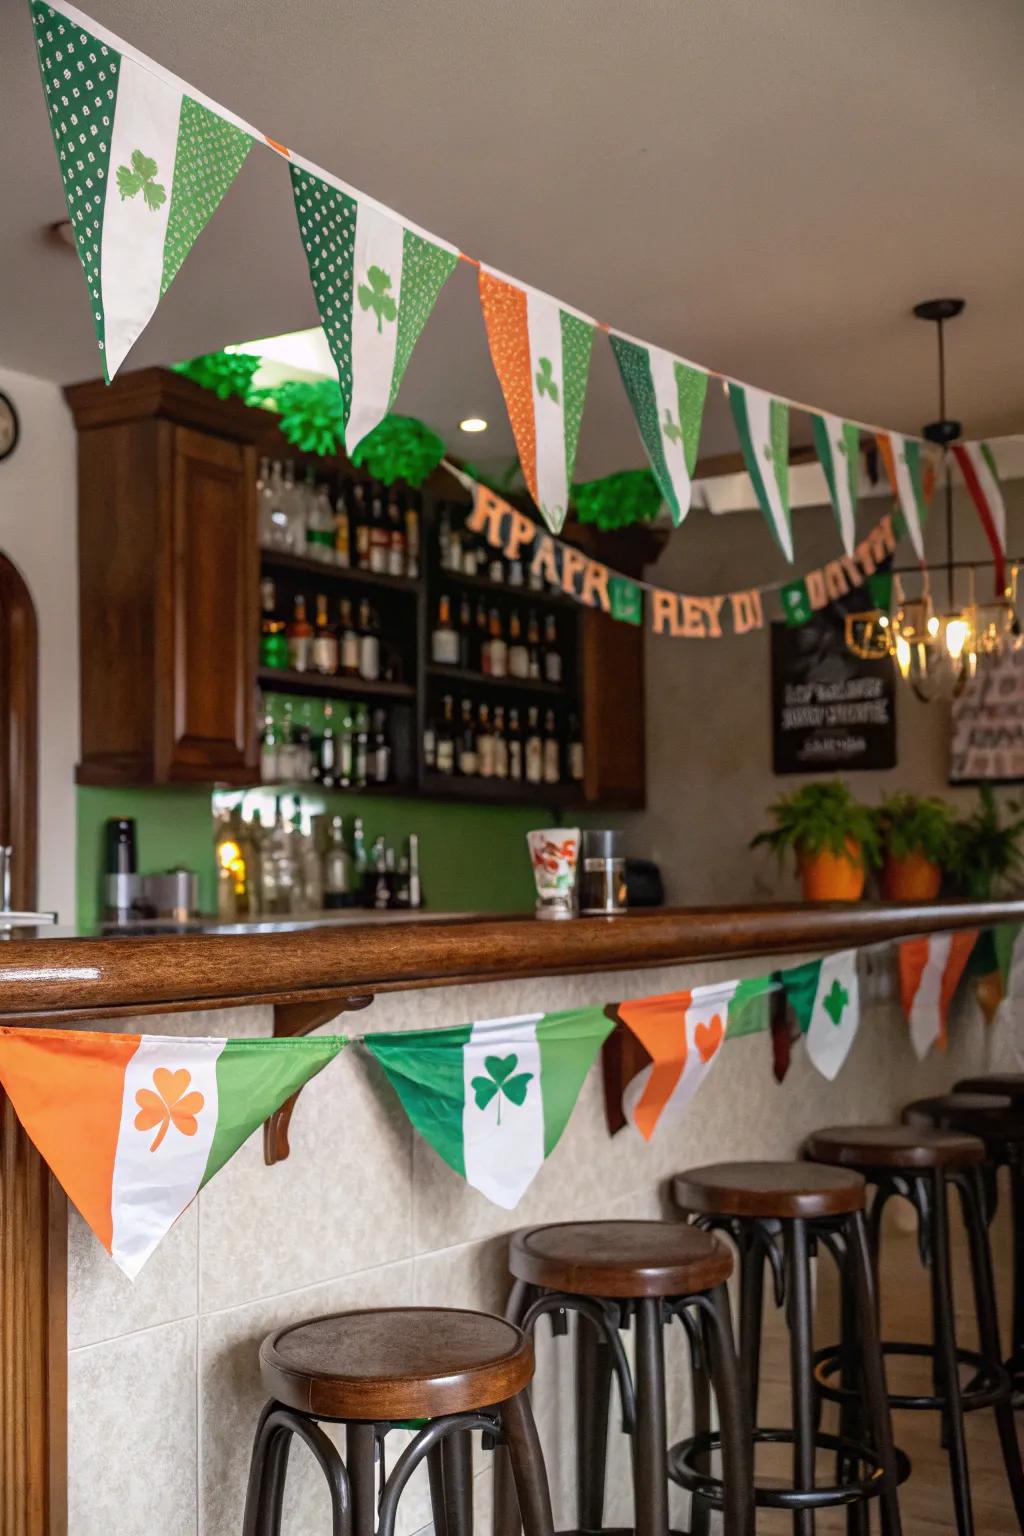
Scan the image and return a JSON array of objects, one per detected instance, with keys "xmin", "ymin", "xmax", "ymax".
[
  {"xmin": 438, "ymin": 504, "xmax": 452, "ymax": 571},
  {"xmin": 543, "ymin": 708, "xmax": 560, "ymax": 784},
  {"xmin": 287, "ymin": 595, "xmax": 313, "ymax": 672},
  {"xmin": 265, "ymin": 795, "xmax": 299, "ymax": 914},
  {"xmin": 493, "ymin": 704, "xmax": 509, "ymax": 780},
  {"xmin": 257, "ymin": 457, "xmax": 275, "ymax": 549},
  {"xmin": 449, "ymin": 519, "xmax": 463, "ymax": 575},
  {"xmin": 405, "ymin": 496, "xmax": 420, "ymax": 579},
  {"xmin": 527, "ymin": 610, "xmax": 541, "ymax": 680},
  {"xmin": 351, "ymin": 483, "xmax": 370, "ymax": 570},
  {"xmin": 351, "ymin": 816, "xmax": 369, "ymax": 906},
  {"xmin": 508, "ymin": 553, "xmax": 525, "ymax": 589},
  {"xmin": 508, "ymin": 706, "xmax": 523, "ymax": 782},
  {"xmin": 544, "ymin": 614, "xmax": 562, "ymax": 684},
  {"xmin": 289, "ymin": 798, "xmax": 312, "ymax": 912},
  {"xmin": 457, "ymin": 595, "xmax": 473, "ymax": 669},
  {"xmin": 406, "ymin": 833, "xmax": 422, "ymax": 910},
  {"xmin": 313, "ymin": 594, "xmax": 339, "ymax": 675},
  {"xmin": 276, "ymin": 701, "xmax": 298, "ymax": 781},
  {"xmin": 334, "ymin": 488, "xmax": 351, "ymax": 569},
  {"xmin": 319, "ymin": 701, "xmax": 338, "ymax": 788},
  {"xmin": 324, "ymin": 815, "xmax": 354, "ymax": 909},
  {"xmin": 358, "ymin": 600, "xmax": 380, "ymax": 682},
  {"xmin": 338, "ymin": 702, "xmax": 355, "ymax": 788},
  {"xmin": 477, "ymin": 703, "xmax": 495, "ymax": 779},
  {"xmin": 283, "ymin": 462, "xmax": 305, "ymax": 553},
  {"xmin": 508, "ymin": 609, "xmax": 528, "ymax": 679},
  {"xmin": 525, "ymin": 706, "xmax": 543, "ymax": 785},
  {"xmin": 306, "ymin": 483, "xmax": 336, "ymax": 563},
  {"xmin": 462, "ymin": 536, "xmax": 478, "ymax": 577},
  {"xmin": 387, "ymin": 493, "xmax": 406, "ymax": 577},
  {"xmin": 259, "ymin": 579, "xmax": 290, "ymax": 669},
  {"xmin": 435, "ymin": 694, "xmax": 456, "ymax": 776},
  {"xmin": 431, "ymin": 595, "xmax": 460, "ymax": 666},
  {"xmin": 371, "ymin": 708, "xmax": 391, "ymax": 784},
  {"xmin": 339, "ymin": 598, "xmax": 359, "ymax": 677},
  {"xmin": 458, "ymin": 698, "xmax": 478, "ymax": 777},
  {"xmin": 528, "ymin": 552, "xmax": 544, "ymax": 592},
  {"xmin": 267, "ymin": 461, "xmax": 289, "ymax": 549},
  {"xmin": 246, "ymin": 808, "xmax": 264, "ymax": 916},
  {"xmin": 369, "ymin": 488, "xmax": 389, "ymax": 573},
  {"xmin": 476, "ymin": 599, "xmax": 490, "ymax": 674},
  {"xmin": 295, "ymin": 700, "xmax": 316, "ymax": 783},
  {"xmin": 569, "ymin": 712, "xmax": 584, "ymax": 783},
  {"xmin": 353, "ymin": 704, "xmax": 369, "ymax": 787},
  {"xmin": 259, "ymin": 704, "xmax": 279, "ymax": 784},
  {"xmin": 488, "ymin": 608, "xmax": 508, "ymax": 678},
  {"xmin": 489, "ymin": 552, "xmax": 504, "ymax": 584}
]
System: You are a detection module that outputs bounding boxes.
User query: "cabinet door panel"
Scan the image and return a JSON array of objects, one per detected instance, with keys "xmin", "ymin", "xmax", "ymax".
[
  {"xmin": 166, "ymin": 428, "xmax": 256, "ymax": 778},
  {"xmin": 582, "ymin": 606, "xmax": 646, "ymax": 807}
]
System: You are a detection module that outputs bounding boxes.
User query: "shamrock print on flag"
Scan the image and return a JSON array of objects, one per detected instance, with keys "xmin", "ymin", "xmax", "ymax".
[
  {"xmin": 609, "ymin": 332, "xmax": 709, "ymax": 528},
  {"xmin": 116, "ymin": 149, "xmax": 166, "ymax": 210},
  {"xmin": 357, "ymin": 264, "xmax": 398, "ymax": 333},
  {"xmin": 781, "ymin": 950, "xmax": 861, "ymax": 1081},
  {"xmin": 134, "ymin": 1066, "xmax": 204, "ymax": 1151},
  {"xmin": 823, "ymin": 978, "xmax": 849, "ymax": 1027},
  {"xmin": 535, "ymin": 356, "xmax": 560, "ymax": 403},
  {"xmin": 471, "ymin": 1054, "xmax": 534, "ymax": 1124}
]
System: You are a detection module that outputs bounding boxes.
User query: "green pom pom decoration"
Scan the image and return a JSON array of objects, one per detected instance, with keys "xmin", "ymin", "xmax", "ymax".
[
  {"xmin": 571, "ymin": 469, "xmax": 663, "ymax": 530},
  {"xmin": 266, "ymin": 379, "xmax": 347, "ymax": 456},
  {"xmin": 173, "ymin": 350, "xmax": 262, "ymax": 403},
  {"xmin": 351, "ymin": 414, "xmax": 445, "ymax": 487}
]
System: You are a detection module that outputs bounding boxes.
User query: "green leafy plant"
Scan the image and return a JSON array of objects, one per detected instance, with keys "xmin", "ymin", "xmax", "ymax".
[
  {"xmin": 750, "ymin": 782, "xmax": 881, "ymax": 868},
  {"xmin": 572, "ymin": 469, "xmax": 663, "ymax": 531},
  {"xmin": 948, "ymin": 787, "xmax": 1024, "ymax": 900},
  {"xmin": 357, "ymin": 266, "xmax": 398, "ymax": 332},
  {"xmin": 116, "ymin": 149, "xmax": 166, "ymax": 210},
  {"xmin": 876, "ymin": 793, "xmax": 958, "ymax": 865}
]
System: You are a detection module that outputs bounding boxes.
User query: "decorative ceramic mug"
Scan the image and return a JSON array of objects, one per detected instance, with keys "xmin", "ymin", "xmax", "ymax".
[{"xmin": 526, "ymin": 828, "xmax": 580, "ymax": 919}]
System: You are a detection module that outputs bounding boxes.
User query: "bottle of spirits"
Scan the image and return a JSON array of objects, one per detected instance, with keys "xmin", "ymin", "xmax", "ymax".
[
  {"xmin": 528, "ymin": 554, "xmax": 544, "ymax": 592},
  {"xmin": 323, "ymin": 815, "xmax": 354, "ymax": 909},
  {"xmin": 476, "ymin": 599, "xmax": 490, "ymax": 674},
  {"xmin": 358, "ymin": 600, "xmax": 380, "ymax": 682},
  {"xmin": 404, "ymin": 497, "xmax": 420, "ymax": 578},
  {"xmin": 508, "ymin": 554, "xmax": 525, "ymax": 589},
  {"xmin": 527, "ymin": 610, "xmax": 541, "ymax": 680},
  {"xmin": 507, "ymin": 706, "xmax": 523, "ymax": 782},
  {"xmin": 462, "ymin": 538, "xmax": 477, "ymax": 577},
  {"xmin": 436, "ymin": 695, "xmax": 456, "ymax": 775},
  {"xmin": 295, "ymin": 699, "xmax": 316, "ymax": 782},
  {"xmin": 507, "ymin": 609, "xmax": 529, "ymax": 679},
  {"xmin": 477, "ymin": 703, "xmax": 496, "ymax": 778},
  {"xmin": 306, "ymin": 483, "xmax": 336, "ymax": 563},
  {"xmin": 430, "ymin": 595, "xmax": 460, "ymax": 666},
  {"xmin": 488, "ymin": 553, "xmax": 504, "ymax": 584},
  {"xmin": 438, "ymin": 504, "xmax": 452, "ymax": 571},
  {"xmin": 569, "ymin": 712, "xmax": 584, "ymax": 783},
  {"xmin": 351, "ymin": 815, "xmax": 369, "ymax": 906},
  {"xmin": 319, "ymin": 701, "xmax": 338, "ymax": 788},
  {"xmin": 276, "ymin": 700, "xmax": 298, "ymax": 780},
  {"xmin": 259, "ymin": 706, "xmax": 279, "ymax": 784},
  {"xmin": 493, "ymin": 705, "xmax": 509, "ymax": 780},
  {"xmin": 338, "ymin": 703, "xmax": 355, "ymax": 788},
  {"xmin": 370, "ymin": 836, "xmax": 393, "ymax": 911},
  {"xmin": 369, "ymin": 488, "xmax": 389, "ymax": 573},
  {"xmin": 525, "ymin": 706, "xmax": 543, "ymax": 785},
  {"xmin": 458, "ymin": 697, "xmax": 478, "ymax": 777},
  {"xmin": 339, "ymin": 598, "xmax": 359, "ymax": 677},
  {"xmin": 353, "ymin": 704, "xmax": 369, "ymax": 787},
  {"xmin": 353, "ymin": 483, "xmax": 370, "ymax": 570},
  {"xmin": 259, "ymin": 579, "xmax": 290, "ymax": 669},
  {"xmin": 333, "ymin": 488, "xmax": 351, "ymax": 568},
  {"xmin": 287, "ymin": 595, "xmax": 313, "ymax": 672},
  {"xmin": 488, "ymin": 608, "xmax": 508, "ymax": 678},
  {"xmin": 543, "ymin": 707, "xmax": 561, "ymax": 784},
  {"xmin": 387, "ymin": 493, "xmax": 406, "ymax": 577},
  {"xmin": 283, "ymin": 462, "xmax": 305, "ymax": 554},
  {"xmin": 312, "ymin": 594, "xmax": 339, "ymax": 675},
  {"xmin": 422, "ymin": 711, "xmax": 437, "ymax": 771},
  {"xmin": 544, "ymin": 614, "xmax": 562, "ymax": 684},
  {"xmin": 257, "ymin": 457, "xmax": 275, "ymax": 549},
  {"xmin": 406, "ymin": 833, "xmax": 422, "ymax": 910},
  {"xmin": 371, "ymin": 708, "xmax": 391, "ymax": 784},
  {"xmin": 267, "ymin": 461, "xmax": 288, "ymax": 549},
  {"xmin": 449, "ymin": 518, "xmax": 463, "ymax": 575},
  {"xmin": 457, "ymin": 595, "xmax": 473, "ymax": 669}
]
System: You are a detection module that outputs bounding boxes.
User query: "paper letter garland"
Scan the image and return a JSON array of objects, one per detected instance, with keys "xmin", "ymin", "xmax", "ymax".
[
  {"xmin": 898, "ymin": 931, "xmax": 977, "ymax": 1059},
  {"xmin": 0, "ymin": 1028, "xmax": 345, "ymax": 1278},
  {"xmin": 31, "ymin": 1, "xmax": 252, "ymax": 381},
  {"xmin": 478, "ymin": 269, "xmax": 594, "ymax": 535},
  {"xmin": 811, "ymin": 414, "xmax": 860, "ymax": 557},
  {"xmin": 728, "ymin": 385, "xmax": 793, "ymax": 560},
  {"xmin": 608, "ymin": 334, "xmax": 709, "ymax": 528},
  {"xmin": 952, "ymin": 442, "xmax": 1008, "ymax": 598}
]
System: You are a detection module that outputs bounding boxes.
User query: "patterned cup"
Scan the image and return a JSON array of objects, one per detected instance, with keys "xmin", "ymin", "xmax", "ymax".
[{"xmin": 527, "ymin": 828, "xmax": 580, "ymax": 919}]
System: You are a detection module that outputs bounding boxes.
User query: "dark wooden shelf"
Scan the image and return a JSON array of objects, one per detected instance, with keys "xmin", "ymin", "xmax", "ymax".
[
  {"xmin": 425, "ymin": 663, "xmax": 572, "ymax": 697},
  {"xmin": 258, "ymin": 667, "xmax": 416, "ymax": 701},
  {"xmin": 432, "ymin": 565, "xmax": 577, "ymax": 609},
  {"xmin": 261, "ymin": 549, "xmax": 420, "ymax": 594},
  {"xmin": 226, "ymin": 779, "xmax": 418, "ymax": 798},
  {"xmin": 420, "ymin": 772, "xmax": 583, "ymax": 806}
]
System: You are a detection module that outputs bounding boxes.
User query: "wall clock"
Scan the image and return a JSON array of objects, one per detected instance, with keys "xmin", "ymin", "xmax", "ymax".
[{"xmin": 0, "ymin": 393, "xmax": 19, "ymax": 462}]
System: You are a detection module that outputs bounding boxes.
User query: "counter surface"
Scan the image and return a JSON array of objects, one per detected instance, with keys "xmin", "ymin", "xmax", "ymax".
[{"xmin": 0, "ymin": 899, "xmax": 1020, "ymax": 1024}]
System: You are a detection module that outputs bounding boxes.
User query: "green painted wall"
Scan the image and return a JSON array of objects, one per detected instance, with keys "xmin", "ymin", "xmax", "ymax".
[{"xmin": 76, "ymin": 786, "xmax": 576, "ymax": 928}]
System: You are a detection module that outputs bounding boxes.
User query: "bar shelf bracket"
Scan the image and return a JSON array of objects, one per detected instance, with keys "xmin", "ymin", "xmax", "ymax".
[{"xmin": 264, "ymin": 993, "xmax": 374, "ymax": 1165}]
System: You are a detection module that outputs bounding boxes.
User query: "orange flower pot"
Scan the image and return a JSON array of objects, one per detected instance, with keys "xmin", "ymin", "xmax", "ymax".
[
  {"xmin": 798, "ymin": 841, "xmax": 866, "ymax": 902},
  {"xmin": 880, "ymin": 851, "xmax": 942, "ymax": 902}
]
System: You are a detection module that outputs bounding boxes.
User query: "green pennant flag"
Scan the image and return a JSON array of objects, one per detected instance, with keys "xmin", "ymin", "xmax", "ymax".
[
  {"xmin": 609, "ymin": 576, "xmax": 644, "ymax": 626},
  {"xmin": 780, "ymin": 579, "xmax": 813, "ymax": 626},
  {"xmin": 811, "ymin": 413, "xmax": 859, "ymax": 556},
  {"xmin": 608, "ymin": 333, "xmax": 708, "ymax": 527},
  {"xmin": 729, "ymin": 384, "xmax": 793, "ymax": 560},
  {"xmin": 778, "ymin": 951, "xmax": 860, "ymax": 1081}
]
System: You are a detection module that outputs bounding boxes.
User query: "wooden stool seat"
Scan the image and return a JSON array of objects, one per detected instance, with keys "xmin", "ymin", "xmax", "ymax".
[
  {"xmin": 672, "ymin": 1160, "xmax": 865, "ymax": 1220},
  {"xmin": 903, "ymin": 1093, "xmax": 1024, "ymax": 1143},
  {"xmin": 509, "ymin": 1219, "xmax": 732, "ymax": 1298},
  {"xmin": 259, "ymin": 1307, "xmax": 532, "ymax": 1420},
  {"xmin": 805, "ymin": 1123, "xmax": 986, "ymax": 1170},
  {"xmin": 956, "ymin": 1072, "xmax": 1024, "ymax": 1105}
]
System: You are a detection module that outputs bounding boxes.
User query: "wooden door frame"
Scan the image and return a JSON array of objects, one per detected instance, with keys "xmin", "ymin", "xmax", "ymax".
[{"xmin": 0, "ymin": 552, "xmax": 39, "ymax": 907}]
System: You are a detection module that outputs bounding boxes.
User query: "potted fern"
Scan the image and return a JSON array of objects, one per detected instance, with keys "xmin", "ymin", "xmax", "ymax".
[
  {"xmin": 876, "ymin": 793, "xmax": 957, "ymax": 901},
  {"xmin": 751, "ymin": 782, "xmax": 880, "ymax": 902},
  {"xmin": 948, "ymin": 787, "xmax": 1024, "ymax": 900}
]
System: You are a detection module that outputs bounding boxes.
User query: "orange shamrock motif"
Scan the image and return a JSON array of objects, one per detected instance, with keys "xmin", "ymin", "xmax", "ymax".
[{"xmin": 134, "ymin": 1067, "xmax": 206, "ymax": 1152}]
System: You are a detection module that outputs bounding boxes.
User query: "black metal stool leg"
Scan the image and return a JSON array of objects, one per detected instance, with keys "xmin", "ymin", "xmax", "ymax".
[
  {"xmin": 687, "ymin": 1308, "xmax": 713, "ymax": 1536},
  {"xmin": 243, "ymin": 1402, "xmax": 290, "ymax": 1536},
  {"xmin": 930, "ymin": 1168, "xmax": 975, "ymax": 1536},
  {"xmin": 739, "ymin": 1232, "xmax": 765, "ymax": 1429},
  {"xmin": 500, "ymin": 1389, "xmax": 555, "ymax": 1536},
  {"xmin": 788, "ymin": 1218, "xmax": 816, "ymax": 1536},
  {"xmin": 832, "ymin": 1230, "xmax": 869, "ymax": 1536},
  {"xmin": 347, "ymin": 1421, "xmax": 378, "ymax": 1536},
  {"xmin": 848, "ymin": 1209, "xmax": 903, "ymax": 1536},
  {"xmin": 633, "ymin": 1296, "xmax": 669, "ymax": 1536},
  {"xmin": 575, "ymin": 1310, "xmax": 613, "ymax": 1531},
  {"xmin": 703, "ymin": 1282, "xmax": 755, "ymax": 1536},
  {"xmin": 441, "ymin": 1429, "xmax": 474, "ymax": 1536},
  {"xmin": 428, "ymin": 1444, "xmax": 450, "ymax": 1536},
  {"xmin": 1010, "ymin": 1152, "xmax": 1024, "ymax": 1385}
]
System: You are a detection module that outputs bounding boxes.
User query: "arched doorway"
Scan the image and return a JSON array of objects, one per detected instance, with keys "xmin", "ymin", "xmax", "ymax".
[{"xmin": 0, "ymin": 552, "xmax": 38, "ymax": 909}]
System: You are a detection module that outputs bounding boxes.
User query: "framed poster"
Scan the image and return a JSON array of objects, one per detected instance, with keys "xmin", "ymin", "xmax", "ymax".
[
  {"xmin": 950, "ymin": 646, "xmax": 1024, "ymax": 783},
  {"xmin": 771, "ymin": 610, "xmax": 897, "ymax": 775}
]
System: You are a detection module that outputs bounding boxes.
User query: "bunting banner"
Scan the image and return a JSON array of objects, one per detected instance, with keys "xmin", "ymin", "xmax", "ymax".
[
  {"xmin": 31, "ymin": 0, "xmax": 252, "ymax": 381},
  {"xmin": 898, "ymin": 931, "xmax": 977, "ymax": 1059},
  {"xmin": 728, "ymin": 385, "xmax": 793, "ymax": 560},
  {"xmin": 811, "ymin": 414, "xmax": 860, "ymax": 557},
  {"xmin": 0, "ymin": 1028, "xmax": 346, "ymax": 1278},
  {"xmin": 290, "ymin": 168, "xmax": 459, "ymax": 454},
  {"xmin": 952, "ymin": 442, "xmax": 1008, "ymax": 599},
  {"xmin": 364, "ymin": 1006, "xmax": 613, "ymax": 1209},
  {"xmin": 778, "ymin": 950, "xmax": 861, "ymax": 1081},
  {"xmin": 478, "ymin": 270, "xmax": 594, "ymax": 535},
  {"xmin": 608, "ymin": 333, "xmax": 708, "ymax": 528},
  {"xmin": 877, "ymin": 432, "xmax": 929, "ymax": 562}
]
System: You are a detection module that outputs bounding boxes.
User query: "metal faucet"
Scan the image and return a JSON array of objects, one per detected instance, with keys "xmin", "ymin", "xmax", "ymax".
[{"xmin": 0, "ymin": 846, "xmax": 58, "ymax": 929}]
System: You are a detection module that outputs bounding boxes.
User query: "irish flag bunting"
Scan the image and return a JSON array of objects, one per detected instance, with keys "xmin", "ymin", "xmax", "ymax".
[
  {"xmin": 811, "ymin": 414, "xmax": 859, "ymax": 556},
  {"xmin": 31, "ymin": 0, "xmax": 252, "ymax": 381},
  {"xmin": 609, "ymin": 333, "xmax": 709, "ymax": 527},
  {"xmin": 728, "ymin": 385, "xmax": 793, "ymax": 560},
  {"xmin": 779, "ymin": 950, "xmax": 861, "ymax": 1081},
  {"xmin": 365, "ymin": 1007, "xmax": 612, "ymax": 1208},
  {"xmin": 291, "ymin": 168, "xmax": 459, "ymax": 453},
  {"xmin": 478, "ymin": 269, "xmax": 594, "ymax": 535},
  {"xmin": 952, "ymin": 443, "xmax": 1008, "ymax": 598},
  {"xmin": 898, "ymin": 932, "xmax": 977, "ymax": 1059},
  {"xmin": 877, "ymin": 432, "xmax": 928, "ymax": 561},
  {"xmin": 0, "ymin": 1028, "xmax": 344, "ymax": 1278}
]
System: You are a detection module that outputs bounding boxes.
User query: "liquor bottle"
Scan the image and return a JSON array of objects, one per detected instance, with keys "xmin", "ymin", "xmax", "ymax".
[
  {"xmin": 569, "ymin": 712, "xmax": 584, "ymax": 783},
  {"xmin": 369, "ymin": 488, "xmax": 389, "ymax": 573},
  {"xmin": 527, "ymin": 610, "xmax": 541, "ymax": 680},
  {"xmin": 543, "ymin": 707, "xmax": 560, "ymax": 784},
  {"xmin": 353, "ymin": 483, "xmax": 370, "ymax": 570},
  {"xmin": 462, "ymin": 537, "xmax": 478, "ymax": 577},
  {"xmin": 544, "ymin": 614, "xmax": 562, "ymax": 684},
  {"xmin": 404, "ymin": 496, "xmax": 420, "ymax": 578},
  {"xmin": 457, "ymin": 595, "xmax": 473, "ymax": 669},
  {"xmin": 351, "ymin": 816, "xmax": 369, "ymax": 905},
  {"xmin": 319, "ymin": 702, "xmax": 338, "ymax": 788},
  {"xmin": 358, "ymin": 600, "xmax": 380, "ymax": 682},
  {"xmin": 525, "ymin": 706, "xmax": 543, "ymax": 785},
  {"xmin": 507, "ymin": 609, "xmax": 528, "ymax": 679},
  {"xmin": 323, "ymin": 815, "xmax": 354, "ymax": 909},
  {"xmin": 246, "ymin": 808, "xmax": 264, "ymax": 916},
  {"xmin": 430, "ymin": 595, "xmax": 460, "ymax": 666},
  {"xmin": 370, "ymin": 835, "xmax": 393, "ymax": 910},
  {"xmin": 259, "ymin": 579, "xmax": 290, "ymax": 669},
  {"xmin": 312, "ymin": 593, "xmax": 339, "ymax": 675},
  {"xmin": 423, "ymin": 711, "xmax": 437, "ymax": 771},
  {"xmin": 449, "ymin": 517, "xmax": 463, "ymax": 575},
  {"xmin": 283, "ymin": 462, "xmax": 306, "ymax": 554},
  {"xmin": 508, "ymin": 554, "xmax": 525, "ymax": 589},
  {"xmin": 493, "ymin": 704, "xmax": 509, "ymax": 780},
  {"xmin": 295, "ymin": 699, "xmax": 316, "ymax": 782},
  {"xmin": 488, "ymin": 608, "xmax": 508, "ymax": 678},
  {"xmin": 507, "ymin": 706, "xmax": 523, "ymax": 782},
  {"xmin": 458, "ymin": 697, "xmax": 478, "ymax": 776},
  {"xmin": 476, "ymin": 599, "xmax": 490, "ymax": 674},
  {"xmin": 528, "ymin": 553, "xmax": 544, "ymax": 592},
  {"xmin": 406, "ymin": 833, "xmax": 422, "ymax": 910},
  {"xmin": 257, "ymin": 457, "xmax": 275, "ymax": 549},
  {"xmin": 435, "ymin": 695, "xmax": 456, "ymax": 775},
  {"xmin": 371, "ymin": 708, "xmax": 391, "ymax": 784},
  {"xmin": 295, "ymin": 800, "xmax": 322, "ymax": 912},
  {"xmin": 306, "ymin": 483, "xmax": 336, "ymax": 563},
  {"xmin": 477, "ymin": 702, "xmax": 495, "ymax": 778},
  {"xmin": 438, "ymin": 504, "xmax": 452, "ymax": 571},
  {"xmin": 387, "ymin": 493, "xmax": 406, "ymax": 577},
  {"xmin": 353, "ymin": 704, "xmax": 369, "ymax": 787},
  {"xmin": 276, "ymin": 700, "xmax": 298, "ymax": 780},
  {"xmin": 334, "ymin": 489, "xmax": 351, "ymax": 568},
  {"xmin": 488, "ymin": 553, "xmax": 504, "ymax": 584},
  {"xmin": 287, "ymin": 595, "xmax": 313, "ymax": 672},
  {"xmin": 339, "ymin": 598, "xmax": 359, "ymax": 677},
  {"xmin": 267, "ymin": 461, "xmax": 288, "ymax": 549},
  {"xmin": 338, "ymin": 702, "xmax": 355, "ymax": 788},
  {"xmin": 259, "ymin": 706, "xmax": 279, "ymax": 783}
]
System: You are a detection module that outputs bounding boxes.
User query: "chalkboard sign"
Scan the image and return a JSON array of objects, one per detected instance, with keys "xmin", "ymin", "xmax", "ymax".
[
  {"xmin": 771, "ymin": 607, "xmax": 897, "ymax": 775},
  {"xmin": 950, "ymin": 646, "xmax": 1024, "ymax": 783}
]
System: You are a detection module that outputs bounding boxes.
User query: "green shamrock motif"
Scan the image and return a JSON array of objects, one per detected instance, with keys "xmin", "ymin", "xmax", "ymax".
[
  {"xmin": 662, "ymin": 408, "xmax": 683, "ymax": 446},
  {"xmin": 823, "ymin": 978, "xmax": 849, "ymax": 1026},
  {"xmin": 535, "ymin": 356, "xmax": 560, "ymax": 404},
  {"xmin": 357, "ymin": 265, "xmax": 398, "ymax": 333},
  {"xmin": 116, "ymin": 149, "xmax": 166, "ymax": 211},
  {"xmin": 471, "ymin": 1053, "xmax": 534, "ymax": 1125}
]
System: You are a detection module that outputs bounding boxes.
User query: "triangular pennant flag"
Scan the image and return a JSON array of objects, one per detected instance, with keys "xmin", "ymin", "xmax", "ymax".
[
  {"xmin": 0, "ymin": 1028, "xmax": 344, "ymax": 1278},
  {"xmin": 31, "ymin": 0, "xmax": 252, "ymax": 380},
  {"xmin": 876, "ymin": 432, "xmax": 928, "ymax": 562},
  {"xmin": 994, "ymin": 921, "xmax": 1024, "ymax": 992},
  {"xmin": 290, "ymin": 166, "xmax": 458, "ymax": 453},
  {"xmin": 781, "ymin": 950, "xmax": 860, "ymax": 1081},
  {"xmin": 609, "ymin": 576, "xmax": 644, "ymax": 626},
  {"xmin": 617, "ymin": 982, "xmax": 738, "ymax": 1140},
  {"xmin": 478, "ymin": 269, "xmax": 594, "ymax": 535},
  {"xmin": 811, "ymin": 414, "xmax": 859, "ymax": 557},
  {"xmin": 952, "ymin": 443, "xmax": 1008, "ymax": 598},
  {"xmin": 365, "ymin": 1007, "xmax": 612, "ymax": 1209},
  {"xmin": 608, "ymin": 333, "xmax": 708, "ymax": 527},
  {"xmin": 780, "ymin": 579, "xmax": 813, "ymax": 627},
  {"xmin": 898, "ymin": 932, "xmax": 977, "ymax": 1059},
  {"xmin": 728, "ymin": 385, "xmax": 793, "ymax": 560}
]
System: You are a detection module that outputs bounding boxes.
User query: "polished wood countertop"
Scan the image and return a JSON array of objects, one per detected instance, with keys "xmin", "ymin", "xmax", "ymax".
[{"xmin": 0, "ymin": 899, "xmax": 1020, "ymax": 1025}]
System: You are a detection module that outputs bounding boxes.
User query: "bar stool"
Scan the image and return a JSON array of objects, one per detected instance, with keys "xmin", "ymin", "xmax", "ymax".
[
  {"xmin": 806, "ymin": 1124, "xmax": 1024, "ymax": 1536},
  {"xmin": 494, "ymin": 1219, "xmax": 754, "ymax": 1536},
  {"xmin": 242, "ymin": 1306, "xmax": 554, "ymax": 1536},
  {"xmin": 669, "ymin": 1162, "xmax": 905, "ymax": 1535}
]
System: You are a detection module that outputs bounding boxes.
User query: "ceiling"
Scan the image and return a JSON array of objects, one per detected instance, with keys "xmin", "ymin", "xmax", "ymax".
[{"xmin": 3, "ymin": 0, "xmax": 1024, "ymax": 477}]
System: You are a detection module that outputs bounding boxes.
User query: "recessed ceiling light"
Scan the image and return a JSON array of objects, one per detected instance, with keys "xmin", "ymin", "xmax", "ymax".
[{"xmin": 459, "ymin": 416, "xmax": 488, "ymax": 434}]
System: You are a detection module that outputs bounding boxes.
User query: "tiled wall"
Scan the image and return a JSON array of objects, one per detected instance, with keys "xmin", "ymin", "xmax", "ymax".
[{"xmin": 65, "ymin": 951, "xmax": 1023, "ymax": 1535}]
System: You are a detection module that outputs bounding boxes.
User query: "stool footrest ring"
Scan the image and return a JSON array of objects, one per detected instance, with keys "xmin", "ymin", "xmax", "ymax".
[
  {"xmin": 668, "ymin": 1428, "xmax": 910, "ymax": 1512},
  {"xmin": 814, "ymin": 1340, "xmax": 1011, "ymax": 1413}
]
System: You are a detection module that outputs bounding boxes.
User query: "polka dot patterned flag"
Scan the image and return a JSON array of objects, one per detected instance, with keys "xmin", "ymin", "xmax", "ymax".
[
  {"xmin": 608, "ymin": 333, "xmax": 709, "ymax": 528},
  {"xmin": 30, "ymin": 0, "xmax": 251, "ymax": 380},
  {"xmin": 728, "ymin": 383, "xmax": 794, "ymax": 561},
  {"xmin": 290, "ymin": 167, "xmax": 459, "ymax": 454},
  {"xmin": 478, "ymin": 268, "xmax": 595, "ymax": 535}
]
